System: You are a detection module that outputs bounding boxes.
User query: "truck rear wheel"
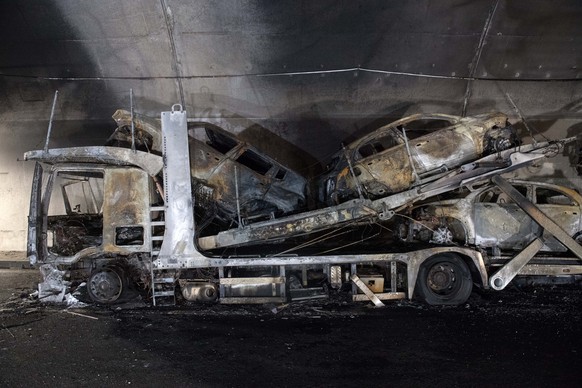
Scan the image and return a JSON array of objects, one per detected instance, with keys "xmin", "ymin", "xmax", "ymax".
[
  {"xmin": 87, "ymin": 267, "xmax": 125, "ymax": 304},
  {"xmin": 416, "ymin": 253, "xmax": 472, "ymax": 306}
]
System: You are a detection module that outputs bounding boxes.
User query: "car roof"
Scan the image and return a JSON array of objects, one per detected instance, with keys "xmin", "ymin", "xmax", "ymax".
[
  {"xmin": 188, "ymin": 121, "xmax": 307, "ymax": 179},
  {"xmin": 345, "ymin": 113, "xmax": 463, "ymax": 150}
]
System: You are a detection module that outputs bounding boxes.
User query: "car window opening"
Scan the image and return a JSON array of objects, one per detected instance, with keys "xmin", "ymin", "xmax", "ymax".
[
  {"xmin": 536, "ymin": 188, "xmax": 577, "ymax": 206},
  {"xmin": 358, "ymin": 135, "xmax": 398, "ymax": 158},
  {"xmin": 479, "ymin": 186, "xmax": 527, "ymax": 204},
  {"xmin": 404, "ymin": 119, "xmax": 453, "ymax": 131},
  {"xmin": 275, "ymin": 168, "xmax": 287, "ymax": 180},
  {"xmin": 398, "ymin": 119, "xmax": 454, "ymax": 141},
  {"xmin": 325, "ymin": 156, "xmax": 340, "ymax": 172},
  {"xmin": 205, "ymin": 128, "xmax": 238, "ymax": 154},
  {"xmin": 236, "ymin": 149, "xmax": 273, "ymax": 175}
]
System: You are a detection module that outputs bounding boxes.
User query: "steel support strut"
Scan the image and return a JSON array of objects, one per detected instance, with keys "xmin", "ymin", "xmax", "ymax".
[
  {"xmin": 350, "ymin": 274, "xmax": 385, "ymax": 307},
  {"xmin": 490, "ymin": 238, "xmax": 544, "ymax": 290},
  {"xmin": 489, "ymin": 176, "xmax": 582, "ymax": 289},
  {"xmin": 157, "ymin": 105, "xmax": 209, "ymax": 268}
]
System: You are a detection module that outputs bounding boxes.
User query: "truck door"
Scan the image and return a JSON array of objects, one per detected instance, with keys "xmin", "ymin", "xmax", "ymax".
[
  {"xmin": 101, "ymin": 167, "xmax": 150, "ymax": 253},
  {"xmin": 45, "ymin": 168, "xmax": 105, "ymax": 257},
  {"xmin": 26, "ymin": 163, "xmax": 43, "ymax": 265}
]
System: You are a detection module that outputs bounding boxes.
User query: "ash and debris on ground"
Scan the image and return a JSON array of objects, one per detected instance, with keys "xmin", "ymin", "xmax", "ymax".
[
  {"xmin": 2, "ymin": 282, "xmax": 582, "ymax": 319},
  {"xmin": 2, "ymin": 284, "xmax": 582, "ymax": 387}
]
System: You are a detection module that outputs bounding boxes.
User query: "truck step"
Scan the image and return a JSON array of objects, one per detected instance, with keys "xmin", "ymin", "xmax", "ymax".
[
  {"xmin": 152, "ymin": 291, "xmax": 175, "ymax": 297},
  {"xmin": 153, "ymin": 277, "xmax": 175, "ymax": 284}
]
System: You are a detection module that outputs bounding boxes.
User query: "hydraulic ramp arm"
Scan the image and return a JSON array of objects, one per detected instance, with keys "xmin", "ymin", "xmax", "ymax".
[{"xmin": 488, "ymin": 175, "xmax": 582, "ymax": 290}]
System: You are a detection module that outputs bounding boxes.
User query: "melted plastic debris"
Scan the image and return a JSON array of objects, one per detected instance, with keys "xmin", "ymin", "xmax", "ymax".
[{"xmin": 37, "ymin": 264, "xmax": 69, "ymax": 303}]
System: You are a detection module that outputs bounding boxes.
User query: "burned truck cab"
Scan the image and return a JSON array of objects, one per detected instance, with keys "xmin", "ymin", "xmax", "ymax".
[{"xmin": 25, "ymin": 147, "xmax": 163, "ymax": 303}]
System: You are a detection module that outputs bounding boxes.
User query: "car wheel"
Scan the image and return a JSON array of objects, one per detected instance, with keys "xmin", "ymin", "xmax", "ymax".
[
  {"xmin": 426, "ymin": 218, "xmax": 467, "ymax": 245},
  {"xmin": 430, "ymin": 226, "xmax": 453, "ymax": 244},
  {"xmin": 416, "ymin": 253, "xmax": 473, "ymax": 306}
]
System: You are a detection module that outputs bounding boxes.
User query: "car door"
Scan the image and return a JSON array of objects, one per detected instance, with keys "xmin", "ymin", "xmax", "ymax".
[
  {"xmin": 473, "ymin": 185, "xmax": 538, "ymax": 251},
  {"xmin": 352, "ymin": 128, "xmax": 415, "ymax": 196},
  {"xmin": 533, "ymin": 185, "xmax": 582, "ymax": 251}
]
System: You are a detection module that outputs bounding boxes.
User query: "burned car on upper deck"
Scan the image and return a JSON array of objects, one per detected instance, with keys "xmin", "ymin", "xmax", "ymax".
[
  {"xmin": 187, "ymin": 122, "xmax": 307, "ymax": 223},
  {"xmin": 318, "ymin": 112, "xmax": 518, "ymax": 206},
  {"xmin": 399, "ymin": 180, "xmax": 582, "ymax": 253},
  {"xmin": 109, "ymin": 110, "xmax": 307, "ymax": 227}
]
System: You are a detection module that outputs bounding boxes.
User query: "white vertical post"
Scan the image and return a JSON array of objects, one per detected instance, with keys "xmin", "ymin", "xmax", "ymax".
[{"xmin": 157, "ymin": 104, "xmax": 207, "ymax": 268}]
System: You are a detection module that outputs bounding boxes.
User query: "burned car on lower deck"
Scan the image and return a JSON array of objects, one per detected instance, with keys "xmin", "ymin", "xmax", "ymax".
[
  {"xmin": 319, "ymin": 112, "xmax": 518, "ymax": 205},
  {"xmin": 109, "ymin": 110, "xmax": 307, "ymax": 227},
  {"xmin": 399, "ymin": 180, "xmax": 582, "ymax": 252}
]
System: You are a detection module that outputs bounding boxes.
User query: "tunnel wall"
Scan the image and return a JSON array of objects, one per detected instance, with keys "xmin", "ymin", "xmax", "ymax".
[{"xmin": 1, "ymin": 0, "xmax": 581, "ymax": 250}]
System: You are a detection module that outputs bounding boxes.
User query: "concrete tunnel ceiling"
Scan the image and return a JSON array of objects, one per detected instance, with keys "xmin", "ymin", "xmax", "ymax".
[{"xmin": 1, "ymin": 0, "xmax": 582, "ymax": 157}]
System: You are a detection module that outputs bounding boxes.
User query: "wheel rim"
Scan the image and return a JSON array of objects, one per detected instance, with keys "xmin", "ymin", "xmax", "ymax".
[
  {"xmin": 88, "ymin": 268, "xmax": 123, "ymax": 303},
  {"xmin": 431, "ymin": 226, "xmax": 453, "ymax": 244},
  {"xmin": 426, "ymin": 263, "xmax": 459, "ymax": 296},
  {"xmin": 417, "ymin": 254, "xmax": 472, "ymax": 305}
]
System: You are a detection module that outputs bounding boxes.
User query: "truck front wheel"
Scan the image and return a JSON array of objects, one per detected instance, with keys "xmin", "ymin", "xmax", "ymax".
[
  {"xmin": 87, "ymin": 267, "xmax": 125, "ymax": 304},
  {"xmin": 416, "ymin": 253, "xmax": 472, "ymax": 306}
]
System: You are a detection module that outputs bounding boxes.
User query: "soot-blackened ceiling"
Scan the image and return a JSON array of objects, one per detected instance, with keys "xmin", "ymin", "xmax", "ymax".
[{"xmin": 0, "ymin": 0, "xmax": 581, "ymax": 164}]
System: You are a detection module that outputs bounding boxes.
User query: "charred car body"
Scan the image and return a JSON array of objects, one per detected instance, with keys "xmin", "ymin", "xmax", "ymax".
[
  {"xmin": 319, "ymin": 113, "xmax": 517, "ymax": 205},
  {"xmin": 187, "ymin": 122, "xmax": 307, "ymax": 223},
  {"xmin": 400, "ymin": 180, "xmax": 582, "ymax": 253},
  {"xmin": 109, "ymin": 110, "xmax": 307, "ymax": 226}
]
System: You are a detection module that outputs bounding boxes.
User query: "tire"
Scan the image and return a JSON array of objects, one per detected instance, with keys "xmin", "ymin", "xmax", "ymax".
[
  {"xmin": 87, "ymin": 266, "xmax": 126, "ymax": 304},
  {"xmin": 416, "ymin": 253, "xmax": 473, "ymax": 306}
]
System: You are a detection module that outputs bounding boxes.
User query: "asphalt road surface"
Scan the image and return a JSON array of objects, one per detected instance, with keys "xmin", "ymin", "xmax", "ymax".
[{"xmin": 1, "ymin": 280, "xmax": 581, "ymax": 388}]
